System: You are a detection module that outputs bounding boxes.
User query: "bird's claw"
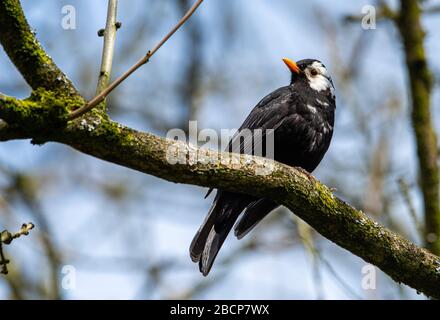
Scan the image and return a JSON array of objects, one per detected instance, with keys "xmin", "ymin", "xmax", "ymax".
[{"xmin": 295, "ymin": 167, "xmax": 315, "ymax": 180}]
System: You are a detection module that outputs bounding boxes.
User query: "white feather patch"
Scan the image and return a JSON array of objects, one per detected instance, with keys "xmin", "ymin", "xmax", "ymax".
[
  {"xmin": 316, "ymin": 99, "xmax": 329, "ymax": 106},
  {"xmin": 306, "ymin": 61, "xmax": 334, "ymax": 93},
  {"xmin": 307, "ymin": 104, "xmax": 317, "ymax": 113}
]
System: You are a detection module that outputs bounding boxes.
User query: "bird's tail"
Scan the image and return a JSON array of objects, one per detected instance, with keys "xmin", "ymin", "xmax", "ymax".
[
  {"xmin": 190, "ymin": 191, "xmax": 251, "ymax": 276},
  {"xmin": 234, "ymin": 199, "xmax": 279, "ymax": 239}
]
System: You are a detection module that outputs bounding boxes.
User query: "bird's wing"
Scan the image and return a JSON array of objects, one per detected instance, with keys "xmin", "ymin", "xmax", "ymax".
[
  {"xmin": 228, "ymin": 86, "xmax": 293, "ymax": 154},
  {"xmin": 193, "ymin": 87, "xmax": 298, "ymax": 275},
  {"xmin": 204, "ymin": 86, "xmax": 294, "ymax": 198}
]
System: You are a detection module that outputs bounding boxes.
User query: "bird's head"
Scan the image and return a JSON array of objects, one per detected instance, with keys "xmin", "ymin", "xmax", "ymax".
[{"xmin": 282, "ymin": 58, "xmax": 334, "ymax": 95}]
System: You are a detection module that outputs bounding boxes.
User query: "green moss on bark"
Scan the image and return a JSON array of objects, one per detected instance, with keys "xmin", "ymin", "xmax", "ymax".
[
  {"xmin": 0, "ymin": 90, "xmax": 83, "ymax": 140},
  {"xmin": 0, "ymin": 0, "xmax": 77, "ymax": 95}
]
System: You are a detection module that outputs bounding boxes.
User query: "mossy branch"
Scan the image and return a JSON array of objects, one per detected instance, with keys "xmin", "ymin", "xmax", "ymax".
[
  {"xmin": 0, "ymin": 0, "xmax": 77, "ymax": 95},
  {"xmin": 1, "ymin": 95, "xmax": 440, "ymax": 298}
]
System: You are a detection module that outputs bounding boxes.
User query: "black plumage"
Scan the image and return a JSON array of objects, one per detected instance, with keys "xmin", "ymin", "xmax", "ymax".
[{"xmin": 190, "ymin": 58, "xmax": 336, "ymax": 276}]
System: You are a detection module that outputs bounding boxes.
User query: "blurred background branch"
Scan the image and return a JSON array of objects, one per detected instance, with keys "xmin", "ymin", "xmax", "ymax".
[{"xmin": 396, "ymin": 0, "xmax": 440, "ymax": 255}]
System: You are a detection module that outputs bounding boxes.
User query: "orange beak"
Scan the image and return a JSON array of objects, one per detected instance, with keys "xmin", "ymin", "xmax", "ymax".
[{"xmin": 282, "ymin": 58, "xmax": 300, "ymax": 74}]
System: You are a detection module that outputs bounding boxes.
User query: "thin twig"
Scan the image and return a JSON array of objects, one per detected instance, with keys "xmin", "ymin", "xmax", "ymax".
[
  {"xmin": 0, "ymin": 241, "xmax": 9, "ymax": 274},
  {"xmin": 319, "ymin": 255, "xmax": 363, "ymax": 300},
  {"xmin": 297, "ymin": 219, "xmax": 362, "ymax": 299},
  {"xmin": 96, "ymin": 0, "xmax": 119, "ymax": 95},
  {"xmin": 0, "ymin": 223, "xmax": 35, "ymax": 274},
  {"xmin": 398, "ymin": 178, "xmax": 424, "ymax": 239},
  {"xmin": 68, "ymin": 0, "xmax": 204, "ymax": 120},
  {"xmin": 1, "ymin": 223, "xmax": 35, "ymax": 245}
]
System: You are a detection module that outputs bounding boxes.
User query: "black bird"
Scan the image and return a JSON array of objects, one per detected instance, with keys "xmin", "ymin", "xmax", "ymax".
[{"xmin": 190, "ymin": 58, "xmax": 336, "ymax": 276}]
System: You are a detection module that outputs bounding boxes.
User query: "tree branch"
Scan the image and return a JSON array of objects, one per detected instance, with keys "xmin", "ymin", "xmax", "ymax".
[
  {"xmin": 1, "ymin": 95, "xmax": 440, "ymax": 298},
  {"xmin": 1, "ymin": 223, "xmax": 35, "ymax": 274},
  {"xmin": 96, "ymin": 0, "xmax": 119, "ymax": 96},
  {"xmin": 0, "ymin": 0, "xmax": 78, "ymax": 95},
  {"xmin": 396, "ymin": 0, "xmax": 440, "ymax": 254}
]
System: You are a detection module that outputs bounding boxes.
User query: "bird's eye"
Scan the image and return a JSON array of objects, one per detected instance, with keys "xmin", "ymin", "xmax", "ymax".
[{"xmin": 310, "ymin": 69, "xmax": 318, "ymax": 76}]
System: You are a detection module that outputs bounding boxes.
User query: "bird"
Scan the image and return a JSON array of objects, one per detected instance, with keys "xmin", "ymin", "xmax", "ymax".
[{"xmin": 190, "ymin": 58, "xmax": 336, "ymax": 276}]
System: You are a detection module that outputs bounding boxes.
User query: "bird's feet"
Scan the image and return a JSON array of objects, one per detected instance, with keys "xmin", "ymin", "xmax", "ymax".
[{"xmin": 295, "ymin": 167, "xmax": 315, "ymax": 181}]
